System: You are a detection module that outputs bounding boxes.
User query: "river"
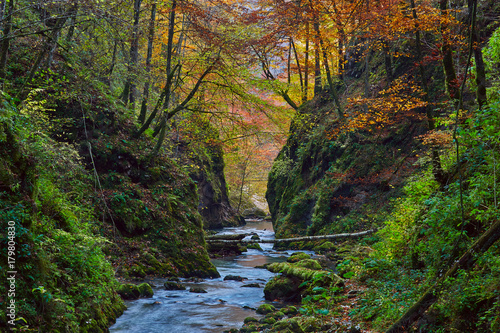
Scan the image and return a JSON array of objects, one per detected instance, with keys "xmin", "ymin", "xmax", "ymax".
[{"xmin": 109, "ymin": 220, "xmax": 307, "ymax": 333}]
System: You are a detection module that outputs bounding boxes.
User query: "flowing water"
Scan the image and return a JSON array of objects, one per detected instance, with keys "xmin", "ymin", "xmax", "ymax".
[{"xmin": 110, "ymin": 220, "xmax": 307, "ymax": 333}]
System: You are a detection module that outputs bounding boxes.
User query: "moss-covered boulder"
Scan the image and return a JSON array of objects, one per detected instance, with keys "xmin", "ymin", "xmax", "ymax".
[
  {"xmin": 295, "ymin": 259, "xmax": 322, "ymax": 270},
  {"xmin": 138, "ymin": 283, "xmax": 154, "ymax": 298},
  {"xmin": 244, "ymin": 317, "xmax": 259, "ymax": 324},
  {"xmin": 272, "ymin": 318, "xmax": 304, "ymax": 333},
  {"xmin": 287, "ymin": 252, "xmax": 311, "ymax": 263},
  {"xmin": 259, "ymin": 317, "xmax": 277, "ymax": 325},
  {"xmin": 282, "ymin": 306, "xmax": 298, "ymax": 316},
  {"xmin": 239, "ymin": 324, "xmax": 258, "ymax": 333},
  {"xmin": 299, "ymin": 316, "xmax": 322, "ymax": 332},
  {"xmin": 117, "ymin": 284, "xmax": 141, "ymax": 300},
  {"xmin": 313, "ymin": 241, "xmax": 336, "ymax": 253},
  {"xmin": 247, "ymin": 243, "xmax": 263, "ymax": 250},
  {"xmin": 164, "ymin": 281, "xmax": 186, "ymax": 290},
  {"xmin": 224, "ymin": 275, "xmax": 246, "ymax": 281},
  {"xmin": 267, "ymin": 262, "xmax": 324, "ymax": 281},
  {"xmin": 264, "ymin": 276, "xmax": 298, "ymax": 301},
  {"xmin": 256, "ymin": 304, "xmax": 276, "ymax": 315}
]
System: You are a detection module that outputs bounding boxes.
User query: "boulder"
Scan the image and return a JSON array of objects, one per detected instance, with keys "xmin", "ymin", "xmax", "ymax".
[
  {"xmin": 224, "ymin": 275, "xmax": 245, "ymax": 281},
  {"xmin": 287, "ymin": 252, "xmax": 311, "ymax": 263},
  {"xmin": 256, "ymin": 304, "xmax": 276, "ymax": 315},
  {"xmin": 164, "ymin": 281, "xmax": 186, "ymax": 290},
  {"xmin": 117, "ymin": 283, "xmax": 141, "ymax": 300},
  {"xmin": 189, "ymin": 287, "xmax": 208, "ymax": 293},
  {"xmin": 263, "ymin": 276, "xmax": 298, "ymax": 301},
  {"xmin": 138, "ymin": 283, "xmax": 154, "ymax": 298}
]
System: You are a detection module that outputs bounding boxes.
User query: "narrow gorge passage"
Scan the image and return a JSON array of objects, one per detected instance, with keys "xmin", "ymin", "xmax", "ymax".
[{"xmin": 110, "ymin": 220, "xmax": 312, "ymax": 333}]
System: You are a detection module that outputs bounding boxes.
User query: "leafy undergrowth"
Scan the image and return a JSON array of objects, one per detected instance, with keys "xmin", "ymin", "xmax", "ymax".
[
  {"xmin": 0, "ymin": 95, "xmax": 125, "ymax": 332},
  {"xmin": 255, "ymin": 101, "xmax": 500, "ymax": 332}
]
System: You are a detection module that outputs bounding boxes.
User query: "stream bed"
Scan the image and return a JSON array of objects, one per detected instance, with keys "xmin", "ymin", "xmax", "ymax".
[{"xmin": 110, "ymin": 220, "xmax": 308, "ymax": 333}]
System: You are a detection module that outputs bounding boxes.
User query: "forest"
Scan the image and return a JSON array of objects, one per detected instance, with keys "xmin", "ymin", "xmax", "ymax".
[{"xmin": 0, "ymin": 0, "xmax": 499, "ymax": 332}]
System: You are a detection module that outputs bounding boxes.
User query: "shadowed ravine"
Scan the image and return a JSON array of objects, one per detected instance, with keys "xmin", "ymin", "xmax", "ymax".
[{"xmin": 110, "ymin": 220, "xmax": 311, "ymax": 332}]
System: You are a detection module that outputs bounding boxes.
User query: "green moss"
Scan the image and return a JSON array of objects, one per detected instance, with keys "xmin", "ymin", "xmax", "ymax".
[
  {"xmin": 138, "ymin": 283, "xmax": 154, "ymax": 298},
  {"xmin": 267, "ymin": 262, "xmax": 323, "ymax": 281},
  {"xmin": 272, "ymin": 318, "xmax": 304, "ymax": 333},
  {"xmin": 260, "ymin": 317, "xmax": 277, "ymax": 325},
  {"xmin": 117, "ymin": 284, "xmax": 141, "ymax": 300},
  {"xmin": 244, "ymin": 317, "xmax": 259, "ymax": 324},
  {"xmin": 295, "ymin": 259, "xmax": 322, "ymax": 270},
  {"xmin": 256, "ymin": 304, "xmax": 276, "ymax": 315},
  {"xmin": 287, "ymin": 252, "xmax": 311, "ymax": 263},
  {"xmin": 247, "ymin": 243, "xmax": 263, "ymax": 250},
  {"xmin": 282, "ymin": 306, "xmax": 298, "ymax": 316},
  {"xmin": 313, "ymin": 241, "xmax": 336, "ymax": 253},
  {"xmin": 264, "ymin": 276, "xmax": 297, "ymax": 301}
]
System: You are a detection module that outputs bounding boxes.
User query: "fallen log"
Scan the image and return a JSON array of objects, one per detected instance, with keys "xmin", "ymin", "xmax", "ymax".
[
  {"xmin": 206, "ymin": 233, "xmax": 249, "ymax": 241},
  {"xmin": 385, "ymin": 218, "xmax": 500, "ymax": 333},
  {"xmin": 206, "ymin": 229, "xmax": 377, "ymax": 244}
]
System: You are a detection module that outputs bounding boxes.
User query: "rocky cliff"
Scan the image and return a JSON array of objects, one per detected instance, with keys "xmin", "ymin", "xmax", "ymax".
[{"xmin": 266, "ymin": 90, "xmax": 427, "ymax": 238}]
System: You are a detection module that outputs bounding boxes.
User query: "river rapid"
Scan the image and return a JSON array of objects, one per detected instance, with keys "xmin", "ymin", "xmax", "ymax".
[{"xmin": 110, "ymin": 220, "xmax": 309, "ymax": 333}]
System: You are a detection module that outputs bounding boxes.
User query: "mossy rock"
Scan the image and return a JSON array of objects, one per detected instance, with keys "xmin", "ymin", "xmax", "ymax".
[
  {"xmin": 299, "ymin": 317, "xmax": 322, "ymax": 332},
  {"xmin": 272, "ymin": 318, "xmax": 304, "ymax": 333},
  {"xmin": 129, "ymin": 264, "xmax": 147, "ymax": 278},
  {"xmin": 264, "ymin": 276, "xmax": 297, "ymax": 301},
  {"xmin": 164, "ymin": 281, "xmax": 186, "ymax": 290},
  {"xmin": 287, "ymin": 252, "xmax": 311, "ymax": 263},
  {"xmin": 189, "ymin": 287, "xmax": 207, "ymax": 293},
  {"xmin": 313, "ymin": 241, "xmax": 336, "ymax": 253},
  {"xmin": 138, "ymin": 283, "xmax": 154, "ymax": 298},
  {"xmin": 117, "ymin": 283, "xmax": 141, "ymax": 300},
  {"xmin": 269, "ymin": 311, "xmax": 285, "ymax": 320},
  {"xmin": 244, "ymin": 317, "xmax": 259, "ymax": 324},
  {"xmin": 239, "ymin": 324, "xmax": 258, "ymax": 332},
  {"xmin": 282, "ymin": 306, "xmax": 298, "ymax": 316},
  {"xmin": 247, "ymin": 243, "xmax": 263, "ymax": 251},
  {"xmin": 256, "ymin": 303, "xmax": 276, "ymax": 315},
  {"xmin": 295, "ymin": 259, "xmax": 322, "ymax": 270},
  {"xmin": 224, "ymin": 275, "xmax": 245, "ymax": 281},
  {"xmin": 251, "ymin": 234, "xmax": 260, "ymax": 240},
  {"xmin": 259, "ymin": 317, "xmax": 277, "ymax": 325},
  {"xmin": 267, "ymin": 262, "xmax": 321, "ymax": 281}
]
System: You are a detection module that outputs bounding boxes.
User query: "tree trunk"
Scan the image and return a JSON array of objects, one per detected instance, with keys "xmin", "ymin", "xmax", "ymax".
[
  {"xmin": 410, "ymin": 0, "xmax": 444, "ymax": 184},
  {"xmin": 19, "ymin": 13, "xmax": 69, "ymax": 98},
  {"xmin": 139, "ymin": 3, "xmax": 157, "ymax": 125},
  {"xmin": 122, "ymin": 0, "xmax": 142, "ymax": 106},
  {"xmin": 133, "ymin": 0, "xmax": 177, "ymax": 138},
  {"xmin": 206, "ymin": 228, "xmax": 377, "ymax": 244},
  {"xmin": 291, "ymin": 38, "xmax": 304, "ymax": 101},
  {"xmin": 303, "ymin": 22, "xmax": 310, "ymax": 103},
  {"xmin": 386, "ymin": 219, "xmax": 500, "ymax": 333},
  {"xmin": 314, "ymin": 40, "xmax": 322, "ymax": 95},
  {"xmin": 65, "ymin": 3, "xmax": 78, "ymax": 43},
  {"xmin": 469, "ymin": 0, "xmax": 487, "ymax": 108},
  {"xmin": 236, "ymin": 158, "xmax": 249, "ymax": 213},
  {"xmin": 0, "ymin": 0, "xmax": 14, "ymax": 80},
  {"xmin": 314, "ymin": 21, "xmax": 343, "ymax": 119},
  {"xmin": 440, "ymin": 0, "xmax": 459, "ymax": 100},
  {"xmin": 383, "ymin": 41, "xmax": 393, "ymax": 86}
]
